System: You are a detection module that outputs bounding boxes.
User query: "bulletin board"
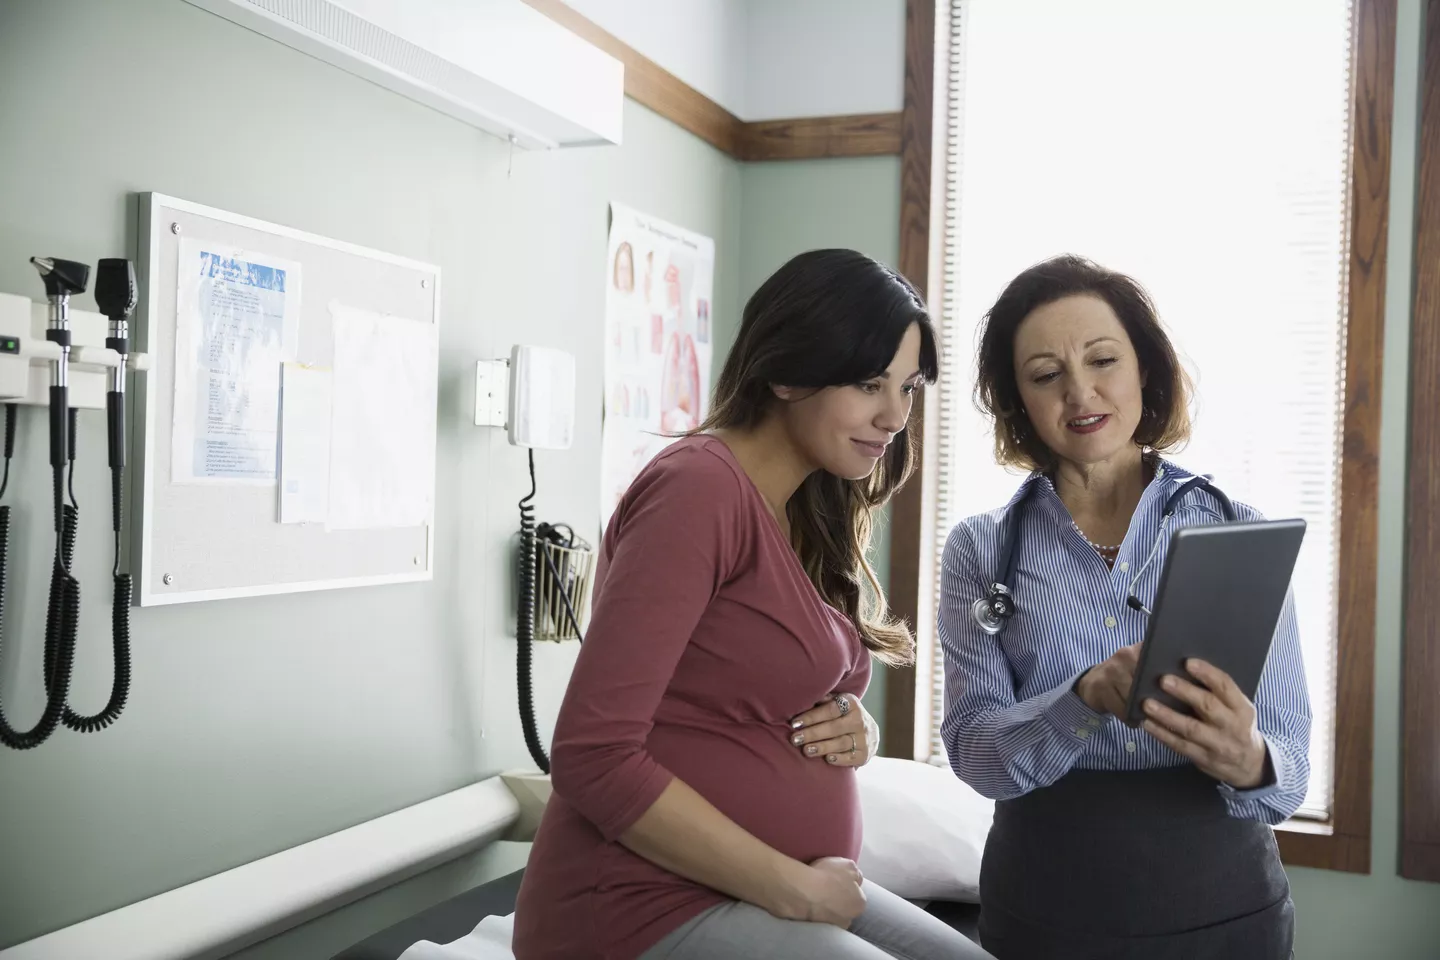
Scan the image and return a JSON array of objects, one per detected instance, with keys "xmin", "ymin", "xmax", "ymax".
[{"xmin": 134, "ymin": 193, "xmax": 440, "ymax": 606}]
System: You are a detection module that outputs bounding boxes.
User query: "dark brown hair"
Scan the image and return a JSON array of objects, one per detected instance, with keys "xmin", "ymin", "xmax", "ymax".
[
  {"xmin": 700, "ymin": 249, "xmax": 938, "ymax": 666},
  {"xmin": 974, "ymin": 254, "xmax": 1192, "ymax": 472}
]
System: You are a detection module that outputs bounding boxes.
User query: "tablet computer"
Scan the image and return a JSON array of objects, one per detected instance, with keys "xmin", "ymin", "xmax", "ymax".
[{"xmin": 1123, "ymin": 518, "xmax": 1306, "ymax": 728}]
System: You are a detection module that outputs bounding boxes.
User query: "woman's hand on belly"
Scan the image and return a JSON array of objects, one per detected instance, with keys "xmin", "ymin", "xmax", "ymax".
[
  {"xmin": 1139, "ymin": 658, "xmax": 1268, "ymax": 789},
  {"xmin": 789, "ymin": 693, "xmax": 877, "ymax": 767}
]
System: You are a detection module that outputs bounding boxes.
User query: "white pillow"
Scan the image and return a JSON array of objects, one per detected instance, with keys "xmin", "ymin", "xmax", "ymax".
[{"xmin": 855, "ymin": 756, "xmax": 994, "ymax": 903}]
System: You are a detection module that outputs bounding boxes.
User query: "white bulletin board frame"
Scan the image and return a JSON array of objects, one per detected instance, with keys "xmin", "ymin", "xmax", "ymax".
[{"xmin": 135, "ymin": 193, "xmax": 441, "ymax": 606}]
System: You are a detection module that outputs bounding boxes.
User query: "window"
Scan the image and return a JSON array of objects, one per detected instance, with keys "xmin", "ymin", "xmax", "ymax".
[{"xmin": 891, "ymin": 0, "xmax": 1394, "ymax": 865}]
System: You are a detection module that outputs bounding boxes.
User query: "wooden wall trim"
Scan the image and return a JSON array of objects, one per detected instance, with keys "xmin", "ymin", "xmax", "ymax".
[
  {"xmin": 520, "ymin": 0, "xmax": 901, "ymax": 162},
  {"xmin": 739, "ymin": 113, "xmax": 903, "ymax": 162},
  {"xmin": 883, "ymin": 0, "xmax": 936, "ymax": 759},
  {"xmin": 1402, "ymin": 0, "xmax": 1440, "ymax": 887}
]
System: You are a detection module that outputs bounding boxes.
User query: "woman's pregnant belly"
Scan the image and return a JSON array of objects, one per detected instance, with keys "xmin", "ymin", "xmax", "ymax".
[{"xmin": 646, "ymin": 718, "xmax": 862, "ymax": 864}]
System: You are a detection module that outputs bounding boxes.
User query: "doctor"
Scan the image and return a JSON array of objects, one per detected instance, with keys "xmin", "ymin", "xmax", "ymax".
[{"xmin": 938, "ymin": 255, "xmax": 1311, "ymax": 959}]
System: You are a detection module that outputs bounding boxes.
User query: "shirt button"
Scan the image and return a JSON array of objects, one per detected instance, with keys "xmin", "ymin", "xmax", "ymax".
[
  {"xmin": 1125, "ymin": 741, "xmax": 1137, "ymax": 753},
  {"xmin": 1119, "ymin": 561, "xmax": 1129, "ymax": 572},
  {"xmin": 1075, "ymin": 727, "xmax": 1092, "ymax": 740},
  {"xmin": 1104, "ymin": 615, "xmax": 1117, "ymax": 628}
]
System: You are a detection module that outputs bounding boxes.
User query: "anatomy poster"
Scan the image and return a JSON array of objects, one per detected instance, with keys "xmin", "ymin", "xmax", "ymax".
[{"xmin": 601, "ymin": 203, "xmax": 715, "ymax": 532}]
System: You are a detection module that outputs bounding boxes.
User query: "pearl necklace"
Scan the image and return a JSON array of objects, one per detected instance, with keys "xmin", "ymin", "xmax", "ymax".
[{"xmin": 1072, "ymin": 520, "xmax": 1122, "ymax": 554}]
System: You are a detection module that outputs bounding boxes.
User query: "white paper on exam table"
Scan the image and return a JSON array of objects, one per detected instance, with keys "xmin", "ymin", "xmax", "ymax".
[{"xmin": 396, "ymin": 912, "xmax": 516, "ymax": 960}]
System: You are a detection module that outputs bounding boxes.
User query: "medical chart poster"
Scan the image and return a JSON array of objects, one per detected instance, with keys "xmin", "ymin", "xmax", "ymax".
[
  {"xmin": 601, "ymin": 203, "xmax": 716, "ymax": 532},
  {"xmin": 172, "ymin": 238, "xmax": 301, "ymax": 485}
]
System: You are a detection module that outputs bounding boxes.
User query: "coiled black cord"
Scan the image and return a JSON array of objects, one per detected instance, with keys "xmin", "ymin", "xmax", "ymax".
[
  {"xmin": 49, "ymin": 409, "xmax": 131, "ymax": 733},
  {"xmin": 0, "ymin": 404, "xmax": 79, "ymax": 751},
  {"xmin": 42, "ymin": 504, "xmax": 78, "ymax": 693},
  {"xmin": 517, "ymin": 448, "xmax": 549, "ymax": 773},
  {"xmin": 43, "ymin": 410, "xmax": 79, "ymax": 691},
  {"xmin": 67, "ymin": 407, "xmax": 77, "ymax": 509}
]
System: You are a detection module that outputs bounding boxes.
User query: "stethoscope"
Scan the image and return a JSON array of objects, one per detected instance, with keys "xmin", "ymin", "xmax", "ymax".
[{"xmin": 971, "ymin": 473, "xmax": 1237, "ymax": 635}]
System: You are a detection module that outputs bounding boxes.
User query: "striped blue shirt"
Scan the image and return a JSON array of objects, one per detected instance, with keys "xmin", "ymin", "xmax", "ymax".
[{"xmin": 938, "ymin": 459, "xmax": 1312, "ymax": 824}]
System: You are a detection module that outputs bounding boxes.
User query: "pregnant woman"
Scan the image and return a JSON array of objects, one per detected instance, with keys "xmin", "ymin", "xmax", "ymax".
[{"xmin": 513, "ymin": 249, "xmax": 992, "ymax": 960}]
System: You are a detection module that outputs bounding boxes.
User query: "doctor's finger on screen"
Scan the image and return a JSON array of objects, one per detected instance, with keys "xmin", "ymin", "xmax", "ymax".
[{"xmin": 1075, "ymin": 642, "xmax": 1142, "ymax": 720}]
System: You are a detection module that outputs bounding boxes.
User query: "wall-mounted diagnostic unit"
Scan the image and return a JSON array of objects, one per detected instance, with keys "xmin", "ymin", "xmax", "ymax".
[{"xmin": 0, "ymin": 256, "xmax": 152, "ymax": 750}]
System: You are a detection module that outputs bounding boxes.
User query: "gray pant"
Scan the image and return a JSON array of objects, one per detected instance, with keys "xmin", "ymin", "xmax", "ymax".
[{"xmin": 639, "ymin": 881, "xmax": 995, "ymax": 960}]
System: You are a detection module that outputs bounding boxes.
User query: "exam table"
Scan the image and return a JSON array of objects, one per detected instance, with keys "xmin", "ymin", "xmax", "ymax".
[{"xmin": 328, "ymin": 868, "xmax": 981, "ymax": 960}]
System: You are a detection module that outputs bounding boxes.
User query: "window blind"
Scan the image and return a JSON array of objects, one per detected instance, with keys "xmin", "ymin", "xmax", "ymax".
[{"xmin": 920, "ymin": 0, "xmax": 1354, "ymax": 820}]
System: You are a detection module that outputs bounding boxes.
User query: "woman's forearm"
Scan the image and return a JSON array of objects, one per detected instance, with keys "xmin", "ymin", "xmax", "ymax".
[{"xmin": 618, "ymin": 777, "xmax": 809, "ymax": 918}]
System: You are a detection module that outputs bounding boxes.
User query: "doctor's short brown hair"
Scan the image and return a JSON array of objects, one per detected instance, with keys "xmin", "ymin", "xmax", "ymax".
[{"xmin": 974, "ymin": 254, "xmax": 1192, "ymax": 472}]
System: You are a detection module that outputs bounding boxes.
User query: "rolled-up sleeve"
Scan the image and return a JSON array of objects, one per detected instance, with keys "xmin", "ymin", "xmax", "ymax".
[
  {"xmin": 938, "ymin": 523, "xmax": 1107, "ymax": 800},
  {"xmin": 547, "ymin": 451, "xmax": 748, "ymax": 841}
]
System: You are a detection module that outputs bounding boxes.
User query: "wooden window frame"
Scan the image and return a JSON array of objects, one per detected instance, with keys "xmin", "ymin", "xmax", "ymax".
[
  {"xmin": 885, "ymin": 0, "xmax": 1396, "ymax": 875},
  {"xmin": 1402, "ymin": 0, "xmax": 1440, "ymax": 887}
]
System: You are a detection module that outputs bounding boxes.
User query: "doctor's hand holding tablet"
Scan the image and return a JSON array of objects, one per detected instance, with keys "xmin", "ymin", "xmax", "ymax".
[
  {"xmin": 1073, "ymin": 503, "xmax": 1305, "ymax": 793},
  {"xmin": 1077, "ymin": 646, "xmax": 1271, "ymax": 791}
]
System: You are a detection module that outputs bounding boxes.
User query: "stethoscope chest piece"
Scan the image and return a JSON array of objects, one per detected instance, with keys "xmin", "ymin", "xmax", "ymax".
[{"xmin": 972, "ymin": 583, "xmax": 1015, "ymax": 636}]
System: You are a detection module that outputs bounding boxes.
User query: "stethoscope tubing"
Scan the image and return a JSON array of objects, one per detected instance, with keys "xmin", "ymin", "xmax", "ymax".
[{"xmin": 971, "ymin": 473, "xmax": 1235, "ymax": 635}]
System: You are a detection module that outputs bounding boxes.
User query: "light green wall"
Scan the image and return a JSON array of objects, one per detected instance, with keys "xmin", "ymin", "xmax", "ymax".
[
  {"xmin": 736, "ymin": 156, "xmax": 904, "ymax": 723},
  {"xmin": 1285, "ymin": 1, "xmax": 1440, "ymax": 956},
  {"xmin": 734, "ymin": 156, "xmax": 903, "ymax": 334},
  {"xmin": 0, "ymin": 0, "xmax": 740, "ymax": 955}
]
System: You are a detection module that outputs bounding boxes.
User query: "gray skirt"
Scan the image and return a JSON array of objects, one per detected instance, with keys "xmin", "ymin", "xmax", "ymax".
[{"xmin": 978, "ymin": 765, "xmax": 1294, "ymax": 960}]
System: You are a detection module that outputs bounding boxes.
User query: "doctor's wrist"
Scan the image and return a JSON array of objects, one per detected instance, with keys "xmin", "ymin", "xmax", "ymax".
[
  {"xmin": 1216, "ymin": 735, "xmax": 1271, "ymax": 791},
  {"xmin": 1227, "ymin": 739, "xmax": 1272, "ymax": 790},
  {"xmin": 1073, "ymin": 668, "xmax": 1103, "ymax": 714}
]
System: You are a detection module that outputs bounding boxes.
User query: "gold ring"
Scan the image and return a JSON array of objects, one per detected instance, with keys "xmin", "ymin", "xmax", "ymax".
[{"xmin": 849, "ymin": 733, "xmax": 858, "ymax": 754}]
